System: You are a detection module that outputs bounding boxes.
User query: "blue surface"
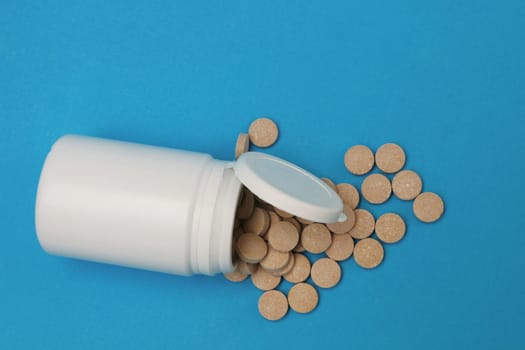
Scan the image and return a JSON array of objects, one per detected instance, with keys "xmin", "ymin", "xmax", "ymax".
[{"xmin": 1, "ymin": 1, "xmax": 524, "ymax": 349}]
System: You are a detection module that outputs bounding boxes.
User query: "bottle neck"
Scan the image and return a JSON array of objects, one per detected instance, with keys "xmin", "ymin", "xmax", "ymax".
[{"xmin": 190, "ymin": 160, "xmax": 241, "ymax": 275}]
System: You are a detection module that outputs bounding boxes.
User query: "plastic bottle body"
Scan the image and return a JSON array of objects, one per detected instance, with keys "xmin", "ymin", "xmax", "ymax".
[{"xmin": 35, "ymin": 135, "xmax": 241, "ymax": 276}]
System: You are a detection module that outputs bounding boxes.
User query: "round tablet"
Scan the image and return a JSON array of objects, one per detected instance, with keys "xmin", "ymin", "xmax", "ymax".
[
  {"xmin": 260, "ymin": 246, "xmax": 290, "ymax": 272},
  {"xmin": 251, "ymin": 266, "xmax": 282, "ymax": 290},
  {"xmin": 325, "ymin": 233, "xmax": 354, "ymax": 261},
  {"xmin": 392, "ymin": 170, "xmax": 423, "ymax": 200},
  {"xmin": 375, "ymin": 143, "xmax": 406, "ymax": 173},
  {"xmin": 236, "ymin": 233, "xmax": 268, "ymax": 264},
  {"xmin": 344, "ymin": 145, "xmax": 375, "ymax": 175},
  {"xmin": 242, "ymin": 207, "xmax": 270, "ymax": 236},
  {"xmin": 271, "ymin": 252, "xmax": 295, "ymax": 276},
  {"xmin": 238, "ymin": 260, "xmax": 258, "ymax": 275},
  {"xmin": 361, "ymin": 173, "xmax": 392, "ymax": 204},
  {"xmin": 248, "ymin": 117, "xmax": 279, "ymax": 148},
  {"xmin": 348, "ymin": 209, "xmax": 375, "ymax": 239},
  {"xmin": 283, "ymin": 253, "xmax": 311, "ymax": 283},
  {"xmin": 224, "ymin": 266, "xmax": 248, "ymax": 282},
  {"xmin": 236, "ymin": 188, "xmax": 255, "ymax": 220},
  {"xmin": 354, "ymin": 238, "xmax": 384, "ymax": 269},
  {"xmin": 375, "ymin": 213, "xmax": 406, "ymax": 244},
  {"xmin": 288, "ymin": 283, "xmax": 318, "ymax": 314},
  {"xmin": 311, "ymin": 258, "xmax": 341, "ymax": 288},
  {"xmin": 321, "ymin": 177, "xmax": 337, "ymax": 191},
  {"xmin": 301, "ymin": 223, "xmax": 332, "ymax": 254},
  {"xmin": 413, "ymin": 192, "xmax": 444, "ymax": 223},
  {"xmin": 267, "ymin": 221, "xmax": 299, "ymax": 252},
  {"xmin": 336, "ymin": 183, "xmax": 360, "ymax": 209},
  {"xmin": 235, "ymin": 133, "xmax": 250, "ymax": 159},
  {"xmin": 326, "ymin": 205, "xmax": 355, "ymax": 234},
  {"xmin": 258, "ymin": 290, "xmax": 288, "ymax": 321}
]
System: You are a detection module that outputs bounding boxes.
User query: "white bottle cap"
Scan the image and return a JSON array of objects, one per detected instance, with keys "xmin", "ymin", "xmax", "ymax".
[{"xmin": 233, "ymin": 152, "xmax": 345, "ymax": 223}]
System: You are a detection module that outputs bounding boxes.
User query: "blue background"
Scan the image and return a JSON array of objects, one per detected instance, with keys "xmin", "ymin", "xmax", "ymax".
[{"xmin": 1, "ymin": 1, "xmax": 524, "ymax": 349}]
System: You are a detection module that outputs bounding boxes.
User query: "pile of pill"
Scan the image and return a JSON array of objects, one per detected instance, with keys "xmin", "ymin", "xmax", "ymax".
[{"xmin": 224, "ymin": 118, "xmax": 445, "ymax": 321}]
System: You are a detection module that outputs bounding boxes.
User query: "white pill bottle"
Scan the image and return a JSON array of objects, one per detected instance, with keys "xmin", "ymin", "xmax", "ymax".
[{"xmin": 35, "ymin": 135, "xmax": 344, "ymax": 276}]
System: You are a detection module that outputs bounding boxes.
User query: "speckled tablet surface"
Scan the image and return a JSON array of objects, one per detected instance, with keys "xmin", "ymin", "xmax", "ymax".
[
  {"xmin": 310, "ymin": 258, "xmax": 341, "ymax": 288},
  {"xmin": 348, "ymin": 209, "xmax": 375, "ymax": 239},
  {"xmin": 248, "ymin": 117, "xmax": 279, "ymax": 148},
  {"xmin": 336, "ymin": 183, "xmax": 360, "ymax": 209},
  {"xmin": 392, "ymin": 170, "xmax": 423, "ymax": 200},
  {"xmin": 288, "ymin": 283, "xmax": 319, "ymax": 314},
  {"xmin": 361, "ymin": 173, "xmax": 392, "ymax": 204},
  {"xmin": 375, "ymin": 213, "xmax": 406, "ymax": 243},
  {"xmin": 354, "ymin": 238, "xmax": 384, "ymax": 269},
  {"xmin": 236, "ymin": 233, "xmax": 268, "ymax": 264},
  {"xmin": 344, "ymin": 145, "xmax": 375, "ymax": 175},
  {"xmin": 325, "ymin": 233, "xmax": 354, "ymax": 261},
  {"xmin": 413, "ymin": 192, "xmax": 445, "ymax": 223},
  {"xmin": 283, "ymin": 254, "xmax": 311, "ymax": 283},
  {"xmin": 258, "ymin": 290, "xmax": 288, "ymax": 321},
  {"xmin": 301, "ymin": 223, "xmax": 332, "ymax": 254},
  {"xmin": 375, "ymin": 143, "xmax": 406, "ymax": 173}
]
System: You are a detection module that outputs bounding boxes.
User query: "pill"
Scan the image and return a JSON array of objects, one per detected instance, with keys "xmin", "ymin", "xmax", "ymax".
[
  {"xmin": 258, "ymin": 290, "xmax": 288, "ymax": 321},
  {"xmin": 270, "ymin": 252, "xmax": 295, "ymax": 276},
  {"xmin": 348, "ymin": 209, "xmax": 375, "ymax": 239},
  {"xmin": 392, "ymin": 170, "xmax": 423, "ymax": 200},
  {"xmin": 236, "ymin": 188, "xmax": 255, "ymax": 220},
  {"xmin": 283, "ymin": 253, "xmax": 311, "ymax": 283},
  {"xmin": 325, "ymin": 233, "xmax": 354, "ymax": 261},
  {"xmin": 301, "ymin": 223, "xmax": 332, "ymax": 254},
  {"xmin": 361, "ymin": 173, "xmax": 392, "ymax": 204},
  {"xmin": 236, "ymin": 233, "xmax": 268, "ymax": 264},
  {"xmin": 274, "ymin": 207, "xmax": 294, "ymax": 219},
  {"xmin": 375, "ymin": 143, "xmax": 406, "ymax": 173},
  {"xmin": 242, "ymin": 207, "xmax": 270, "ymax": 236},
  {"xmin": 353, "ymin": 238, "xmax": 384, "ymax": 269},
  {"xmin": 248, "ymin": 117, "xmax": 279, "ymax": 148},
  {"xmin": 251, "ymin": 266, "xmax": 282, "ymax": 290},
  {"xmin": 235, "ymin": 133, "xmax": 250, "ymax": 159},
  {"xmin": 224, "ymin": 266, "xmax": 248, "ymax": 282},
  {"xmin": 413, "ymin": 192, "xmax": 444, "ymax": 223},
  {"xmin": 238, "ymin": 260, "xmax": 258, "ymax": 275},
  {"xmin": 267, "ymin": 221, "xmax": 299, "ymax": 252},
  {"xmin": 336, "ymin": 183, "xmax": 360, "ymax": 209},
  {"xmin": 311, "ymin": 258, "xmax": 341, "ymax": 288},
  {"xmin": 321, "ymin": 177, "xmax": 337, "ymax": 191},
  {"xmin": 260, "ymin": 246, "xmax": 291, "ymax": 272},
  {"xmin": 284, "ymin": 217, "xmax": 302, "ymax": 232},
  {"xmin": 326, "ymin": 205, "xmax": 356, "ymax": 234},
  {"xmin": 288, "ymin": 283, "xmax": 319, "ymax": 314},
  {"xmin": 344, "ymin": 145, "xmax": 375, "ymax": 175},
  {"xmin": 375, "ymin": 213, "xmax": 406, "ymax": 244}
]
